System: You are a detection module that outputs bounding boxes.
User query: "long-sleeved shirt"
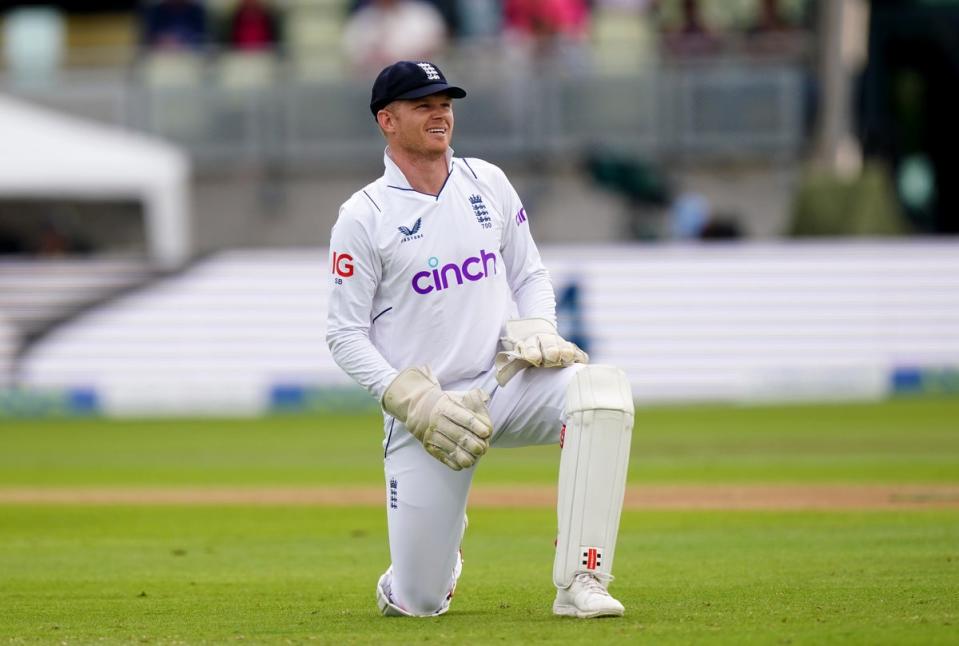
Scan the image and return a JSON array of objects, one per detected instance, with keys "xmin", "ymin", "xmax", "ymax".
[{"xmin": 326, "ymin": 148, "xmax": 556, "ymax": 400}]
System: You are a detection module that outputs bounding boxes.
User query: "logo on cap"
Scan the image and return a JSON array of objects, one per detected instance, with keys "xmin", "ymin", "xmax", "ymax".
[{"xmin": 416, "ymin": 62, "xmax": 441, "ymax": 81}]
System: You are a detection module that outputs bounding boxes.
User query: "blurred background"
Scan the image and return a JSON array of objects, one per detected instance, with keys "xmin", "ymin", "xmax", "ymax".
[{"xmin": 1, "ymin": 0, "xmax": 957, "ymax": 417}]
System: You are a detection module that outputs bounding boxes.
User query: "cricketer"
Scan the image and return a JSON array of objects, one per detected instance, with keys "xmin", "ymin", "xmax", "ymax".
[{"xmin": 326, "ymin": 60, "xmax": 634, "ymax": 618}]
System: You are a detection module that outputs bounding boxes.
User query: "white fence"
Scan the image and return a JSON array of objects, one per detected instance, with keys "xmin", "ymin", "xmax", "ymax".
[{"xmin": 14, "ymin": 241, "xmax": 959, "ymax": 416}]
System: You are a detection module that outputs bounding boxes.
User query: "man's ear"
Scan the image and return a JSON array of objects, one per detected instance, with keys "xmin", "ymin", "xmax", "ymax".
[{"xmin": 377, "ymin": 109, "xmax": 395, "ymax": 134}]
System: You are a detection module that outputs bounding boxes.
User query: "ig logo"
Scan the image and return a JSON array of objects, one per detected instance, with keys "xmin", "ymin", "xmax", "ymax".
[{"xmin": 332, "ymin": 251, "xmax": 354, "ymax": 284}]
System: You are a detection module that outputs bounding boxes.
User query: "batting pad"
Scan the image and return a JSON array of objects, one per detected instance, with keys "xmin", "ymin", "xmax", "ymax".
[{"xmin": 553, "ymin": 365, "xmax": 634, "ymax": 589}]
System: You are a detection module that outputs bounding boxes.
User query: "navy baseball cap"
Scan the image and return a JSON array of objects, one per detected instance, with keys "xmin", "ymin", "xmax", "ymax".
[{"xmin": 370, "ymin": 61, "xmax": 466, "ymax": 117}]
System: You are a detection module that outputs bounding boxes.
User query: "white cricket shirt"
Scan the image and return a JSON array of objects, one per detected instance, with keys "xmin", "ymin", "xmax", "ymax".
[{"xmin": 326, "ymin": 148, "xmax": 556, "ymax": 400}]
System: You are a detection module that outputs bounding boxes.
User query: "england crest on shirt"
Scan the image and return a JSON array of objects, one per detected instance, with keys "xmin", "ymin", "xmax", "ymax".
[{"xmin": 469, "ymin": 194, "xmax": 491, "ymax": 229}]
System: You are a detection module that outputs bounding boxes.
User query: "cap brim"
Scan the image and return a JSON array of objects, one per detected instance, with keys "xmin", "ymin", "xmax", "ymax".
[{"xmin": 394, "ymin": 83, "xmax": 467, "ymax": 102}]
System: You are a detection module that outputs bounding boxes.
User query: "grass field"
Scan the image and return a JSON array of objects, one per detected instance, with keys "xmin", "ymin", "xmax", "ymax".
[{"xmin": 1, "ymin": 398, "xmax": 958, "ymax": 644}]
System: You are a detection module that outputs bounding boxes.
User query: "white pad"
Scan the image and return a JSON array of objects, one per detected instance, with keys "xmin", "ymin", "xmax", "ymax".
[{"xmin": 553, "ymin": 365, "xmax": 634, "ymax": 589}]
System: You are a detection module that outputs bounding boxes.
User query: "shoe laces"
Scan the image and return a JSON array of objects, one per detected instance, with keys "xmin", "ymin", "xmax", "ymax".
[{"xmin": 575, "ymin": 572, "xmax": 612, "ymax": 596}]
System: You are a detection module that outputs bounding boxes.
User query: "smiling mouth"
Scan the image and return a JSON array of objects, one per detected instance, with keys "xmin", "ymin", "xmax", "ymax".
[{"xmin": 427, "ymin": 128, "xmax": 447, "ymax": 135}]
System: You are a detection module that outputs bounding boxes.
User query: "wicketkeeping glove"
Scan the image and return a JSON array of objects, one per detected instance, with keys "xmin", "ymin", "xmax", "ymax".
[
  {"xmin": 381, "ymin": 366, "xmax": 493, "ymax": 471},
  {"xmin": 495, "ymin": 318, "xmax": 589, "ymax": 386}
]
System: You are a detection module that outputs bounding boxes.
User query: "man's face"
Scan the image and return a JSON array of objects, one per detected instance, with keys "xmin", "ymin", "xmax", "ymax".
[{"xmin": 379, "ymin": 93, "xmax": 454, "ymax": 157}]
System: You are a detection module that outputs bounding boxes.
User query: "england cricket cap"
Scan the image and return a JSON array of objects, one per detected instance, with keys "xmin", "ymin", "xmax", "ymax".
[{"xmin": 369, "ymin": 61, "xmax": 466, "ymax": 117}]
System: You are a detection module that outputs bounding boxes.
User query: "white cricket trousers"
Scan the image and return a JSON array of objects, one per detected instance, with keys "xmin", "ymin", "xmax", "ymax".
[{"xmin": 381, "ymin": 363, "xmax": 584, "ymax": 616}]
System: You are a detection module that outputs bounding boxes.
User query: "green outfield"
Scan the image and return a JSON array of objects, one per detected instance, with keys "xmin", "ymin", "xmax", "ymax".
[
  {"xmin": 2, "ymin": 399, "xmax": 958, "ymax": 486},
  {"xmin": 1, "ymin": 398, "xmax": 958, "ymax": 644}
]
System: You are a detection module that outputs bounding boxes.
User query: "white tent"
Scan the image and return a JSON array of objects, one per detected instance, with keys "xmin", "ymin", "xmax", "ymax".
[{"xmin": 0, "ymin": 94, "xmax": 191, "ymax": 268}]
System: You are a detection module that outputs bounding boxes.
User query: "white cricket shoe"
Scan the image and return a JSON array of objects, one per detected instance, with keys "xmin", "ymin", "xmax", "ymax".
[
  {"xmin": 375, "ymin": 548, "xmax": 464, "ymax": 617},
  {"xmin": 376, "ymin": 566, "xmax": 411, "ymax": 617},
  {"xmin": 376, "ymin": 515, "xmax": 467, "ymax": 617},
  {"xmin": 553, "ymin": 573, "xmax": 625, "ymax": 619}
]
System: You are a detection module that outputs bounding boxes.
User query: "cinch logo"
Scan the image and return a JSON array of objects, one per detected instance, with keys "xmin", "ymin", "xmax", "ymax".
[
  {"xmin": 516, "ymin": 207, "xmax": 527, "ymax": 226},
  {"xmin": 411, "ymin": 249, "xmax": 497, "ymax": 294},
  {"xmin": 332, "ymin": 251, "xmax": 354, "ymax": 278}
]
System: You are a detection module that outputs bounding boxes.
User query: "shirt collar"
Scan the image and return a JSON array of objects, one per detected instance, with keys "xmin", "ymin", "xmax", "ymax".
[{"xmin": 383, "ymin": 146, "xmax": 454, "ymax": 190}]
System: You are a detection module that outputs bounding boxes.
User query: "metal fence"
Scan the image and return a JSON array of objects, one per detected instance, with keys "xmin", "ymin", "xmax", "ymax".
[{"xmin": 2, "ymin": 57, "xmax": 807, "ymax": 169}]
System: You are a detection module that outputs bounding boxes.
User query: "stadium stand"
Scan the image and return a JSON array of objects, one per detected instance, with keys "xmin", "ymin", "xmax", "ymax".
[
  {"xmin": 15, "ymin": 242, "xmax": 959, "ymax": 415},
  {"xmin": 0, "ymin": 258, "xmax": 154, "ymax": 338},
  {"xmin": 0, "ymin": 257, "xmax": 154, "ymax": 386},
  {"xmin": 0, "ymin": 315, "xmax": 14, "ymax": 388},
  {"xmin": 17, "ymin": 250, "xmax": 333, "ymax": 414}
]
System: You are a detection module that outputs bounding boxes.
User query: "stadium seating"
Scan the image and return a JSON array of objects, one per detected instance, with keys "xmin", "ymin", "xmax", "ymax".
[
  {"xmin": 0, "ymin": 257, "xmax": 153, "ymax": 388},
  {"xmin": 0, "ymin": 257, "xmax": 153, "ymax": 338},
  {"xmin": 15, "ymin": 242, "xmax": 959, "ymax": 415},
  {"xmin": 0, "ymin": 316, "xmax": 15, "ymax": 388}
]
